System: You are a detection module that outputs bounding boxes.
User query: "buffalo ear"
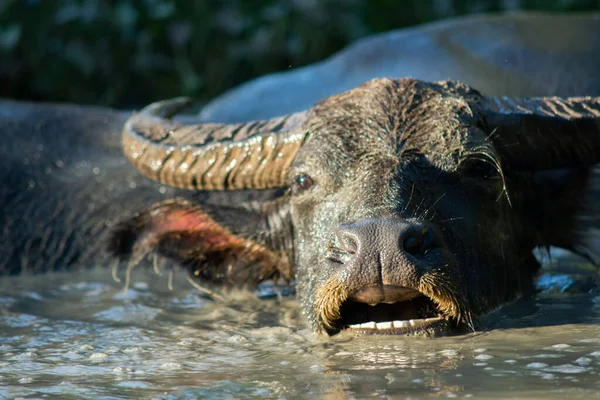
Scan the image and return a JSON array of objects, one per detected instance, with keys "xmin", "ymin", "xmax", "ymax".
[
  {"xmin": 107, "ymin": 198, "xmax": 293, "ymax": 288},
  {"xmin": 571, "ymin": 166, "xmax": 600, "ymax": 266},
  {"xmin": 519, "ymin": 166, "xmax": 600, "ymax": 268},
  {"xmin": 483, "ymin": 96, "xmax": 600, "ymax": 267},
  {"xmin": 484, "ymin": 96, "xmax": 600, "ymax": 171}
]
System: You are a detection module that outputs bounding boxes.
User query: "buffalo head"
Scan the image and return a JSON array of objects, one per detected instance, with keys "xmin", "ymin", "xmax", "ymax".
[{"xmin": 110, "ymin": 78, "xmax": 600, "ymax": 336}]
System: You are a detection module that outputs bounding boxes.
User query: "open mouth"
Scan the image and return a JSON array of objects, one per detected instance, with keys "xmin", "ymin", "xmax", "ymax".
[{"xmin": 332, "ymin": 285, "xmax": 447, "ymax": 335}]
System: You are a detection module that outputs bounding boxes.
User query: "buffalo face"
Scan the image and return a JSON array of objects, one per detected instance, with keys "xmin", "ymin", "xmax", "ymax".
[{"xmin": 110, "ymin": 78, "xmax": 600, "ymax": 336}]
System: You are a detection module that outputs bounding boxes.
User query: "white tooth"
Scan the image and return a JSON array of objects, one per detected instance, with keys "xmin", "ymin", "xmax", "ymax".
[
  {"xmin": 349, "ymin": 323, "xmax": 362, "ymax": 329},
  {"xmin": 426, "ymin": 317, "xmax": 440, "ymax": 322},
  {"xmin": 394, "ymin": 320, "xmax": 409, "ymax": 328},
  {"xmin": 409, "ymin": 319, "xmax": 416, "ymax": 326},
  {"xmin": 376, "ymin": 321, "xmax": 393, "ymax": 330},
  {"xmin": 360, "ymin": 322, "xmax": 376, "ymax": 329}
]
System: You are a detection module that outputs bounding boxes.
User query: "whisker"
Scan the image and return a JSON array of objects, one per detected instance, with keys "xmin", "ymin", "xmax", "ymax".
[
  {"xmin": 420, "ymin": 192, "xmax": 446, "ymax": 220},
  {"xmin": 484, "ymin": 127, "xmax": 499, "ymax": 142},
  {"xmin": 401, "ymin": 183, "xmax": 416, "ymax": 216},
  {"xmin": 413, "ymin": 197, "xmax": 426, "ymax": 218},
  {"xmin": 467, "ymin": 311, "xmax": 477, "ymax": 333},
  {"xmin": 111, "ymin": 259, "xmax": 121, "ymax": 283},
  {"xmin": 153, "ymin": 253, "xmax": 162, "ymax": 275},
  {"xmin": 168, "ymin": 269, "xmax": 174, "ymax": 291},
  {"xmin": 185, "ymin": 274, "xmax": 226, "ymax": 301},
  {"xmin": 123, "ymin": 259, "xmax": 135, "ymax": 295}
]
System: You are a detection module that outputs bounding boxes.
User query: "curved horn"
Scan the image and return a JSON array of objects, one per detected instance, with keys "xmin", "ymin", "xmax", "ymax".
[
  {"xmin": 122, "ymin": 98, "xmax": 308, "ymax": 190},
  {"xmin": 483, "ymin": 96, "xmax": 600, "ymax": 171}
]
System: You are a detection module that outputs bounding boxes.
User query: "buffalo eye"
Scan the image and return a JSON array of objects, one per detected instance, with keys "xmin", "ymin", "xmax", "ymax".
[
  {"xmin": 291, "ymin": 174, "xmax": 315, "ymax": 195},
  {"xmin": 460, "ymin": 159, "xmax": 499, "ymax": 180}
]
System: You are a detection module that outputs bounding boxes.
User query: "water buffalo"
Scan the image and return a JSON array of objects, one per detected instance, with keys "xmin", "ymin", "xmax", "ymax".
[
  {"xmin": 109, "ymin": 77, "xmax": 600, "ymax": 336},
  {"xmin": 2, "ymin": 13, "xmax": 600, "ymax": 337}
]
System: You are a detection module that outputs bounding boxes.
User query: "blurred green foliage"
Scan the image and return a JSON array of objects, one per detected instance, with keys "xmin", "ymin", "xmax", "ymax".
[{"xmin": 1, "ymin": 0, "xmax": 599, "ymax": 107}]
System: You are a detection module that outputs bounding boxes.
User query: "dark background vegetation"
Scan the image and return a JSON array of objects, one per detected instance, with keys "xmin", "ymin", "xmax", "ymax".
[{"xmin": 1, "ymin": 0, "xmax": 599, "ymax": 108}]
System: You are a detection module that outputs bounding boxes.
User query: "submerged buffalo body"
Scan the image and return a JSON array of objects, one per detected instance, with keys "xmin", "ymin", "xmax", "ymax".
[{"xmin": 2, "ymin": 14, "xmax": 600, "ymax": 337}]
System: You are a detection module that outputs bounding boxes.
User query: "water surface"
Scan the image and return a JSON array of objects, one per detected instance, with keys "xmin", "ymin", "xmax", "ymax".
[{"xmin": 1, "ymin": 252, "xmax": 599, "ymax": 399}]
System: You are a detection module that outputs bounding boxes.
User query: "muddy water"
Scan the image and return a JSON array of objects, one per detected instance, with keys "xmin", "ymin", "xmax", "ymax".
[{"xmin": 1, "ymin": 252, "xmax": 599, "ymax": 399}]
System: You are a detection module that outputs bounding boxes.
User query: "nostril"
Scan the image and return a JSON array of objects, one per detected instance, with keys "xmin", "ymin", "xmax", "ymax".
[
  {"xmin": 401, "ymin": 228, "xmax": 426, "ymax": 256},
  {"xmin": 337, "ymin": 231, "xmax": 359, "ymax": 254}
]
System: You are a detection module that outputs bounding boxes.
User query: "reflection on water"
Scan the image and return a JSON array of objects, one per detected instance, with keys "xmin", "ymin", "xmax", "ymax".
[{"xmin": 0, "ymin": 252, "xmax": 599, "ymax": 399}]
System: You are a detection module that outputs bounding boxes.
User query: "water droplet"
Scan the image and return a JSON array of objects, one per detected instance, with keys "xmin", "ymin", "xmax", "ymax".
[
  {"xmin": 526, "ymin": 362, "xmax": 548, "ymax": 369},
  {"xmin": 160, "ymin": 362, "xmax": 181, "ymax": 370},
  {"xmin": 227, "ymin": 335, "xmax": 247, "ymax": 343},
  {"xmin": 440, "ymin": 349, "xmax": 458, "ymax": 358},
  {"xmin": 123, "ymin": 347, "xmax": 141, "ymax": 353},
  {"xmin": 544, "ymin": 364, "xmax": 589, "ymax": 374},
  {"xmin": 575, "ymin": 357, "xmax": 592, "ymax": 365}
]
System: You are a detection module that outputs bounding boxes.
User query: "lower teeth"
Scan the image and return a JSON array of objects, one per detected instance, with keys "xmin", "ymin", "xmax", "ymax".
[{"xmin": 347, "ymin": 317, "xmax": 441, "ymax": 330}]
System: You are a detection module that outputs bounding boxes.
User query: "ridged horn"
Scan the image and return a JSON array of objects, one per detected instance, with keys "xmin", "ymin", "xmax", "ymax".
[
  {"xmin": 122, "ymin": 97, "xmax": 309, "ymax": 190},
  {"xmin": 483, "ymin": 96, "xmax": 600, "ymax": 171}
]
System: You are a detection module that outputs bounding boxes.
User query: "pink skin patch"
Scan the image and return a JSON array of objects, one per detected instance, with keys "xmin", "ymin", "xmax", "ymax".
[
  {"xmin": 151, "ymin": 206, "xmax": 246, "ymax": 252},
  {"xmin": 112, "ymin": 199, "xmax": 289, "ymax": 287}
]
